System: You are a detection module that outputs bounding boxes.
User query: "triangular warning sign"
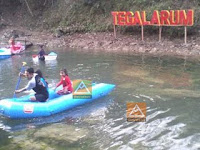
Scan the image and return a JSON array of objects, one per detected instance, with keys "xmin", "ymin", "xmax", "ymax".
[
  {"xmin": 128, "ymin": 104, "xmax": 145, "ymax": 118},
  {"xmin": 74, "ymin": 81, "xmax": 91, "ymax": 95}
]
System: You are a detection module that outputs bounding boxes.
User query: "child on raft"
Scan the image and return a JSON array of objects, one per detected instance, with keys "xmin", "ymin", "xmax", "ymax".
[{"xmin": 54, "ymin": 69, "xmax": 73, "ymax": 95}]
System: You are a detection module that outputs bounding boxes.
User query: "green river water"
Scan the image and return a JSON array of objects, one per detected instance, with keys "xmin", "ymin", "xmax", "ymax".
[{"xmin": 0, "ymin": 47, "xmax": 200, "ymax": 150}]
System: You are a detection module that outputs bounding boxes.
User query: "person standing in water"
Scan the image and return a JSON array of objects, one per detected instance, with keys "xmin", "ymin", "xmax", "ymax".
[{"xmin": 38, "ymin": 45, "xmax": 46, "ymax": 61}]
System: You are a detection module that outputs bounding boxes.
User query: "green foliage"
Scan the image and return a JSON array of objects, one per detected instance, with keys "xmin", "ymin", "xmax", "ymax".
[
  {"xmin": 52, "ymin": 0, "xmax": 200, "ymax": 36},
  {"xmin": 1, "ymin": 0, "xmax": 200, "ymax": 36}
]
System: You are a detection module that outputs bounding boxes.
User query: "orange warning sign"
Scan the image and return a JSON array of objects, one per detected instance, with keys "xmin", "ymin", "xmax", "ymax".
[{"xmin": 126, "ymin": 102, "xmax": 146, "ymax": 122}]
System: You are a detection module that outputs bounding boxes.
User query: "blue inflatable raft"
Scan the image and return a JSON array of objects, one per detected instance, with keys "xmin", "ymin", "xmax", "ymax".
[{"xmin": 0, "ymin": 83, "xmax": 115, "ymax": 119}]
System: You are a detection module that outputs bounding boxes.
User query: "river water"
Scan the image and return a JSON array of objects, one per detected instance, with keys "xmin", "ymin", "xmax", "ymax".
[{"xmin": 0, "ymin": 47, "xmax": 200, "ymax": 150}]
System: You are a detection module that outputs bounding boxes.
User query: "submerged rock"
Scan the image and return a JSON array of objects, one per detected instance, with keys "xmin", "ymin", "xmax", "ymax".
[
  {"xmin": 9, "ymin": 123, "xmax": 89, "ymax": 150},
  {"xmin": 34, "ymin": 123, "xmax": 88, "ymax": 143}
]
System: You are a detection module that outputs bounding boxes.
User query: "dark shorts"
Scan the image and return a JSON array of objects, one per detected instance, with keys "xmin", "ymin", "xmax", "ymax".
[
  {"xmin": 39, "ymin": 56, "xmax": 45, "ymax": 61},
  {"xmin": 35, "ymin": 94, "xmax": 48, "ymax": 102}
]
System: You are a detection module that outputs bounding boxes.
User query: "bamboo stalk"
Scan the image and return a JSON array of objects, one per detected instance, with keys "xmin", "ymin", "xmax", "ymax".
[
  {"xmin": 24, "ymin": 0, "xmax": 33, "ymax": 16},
  {"xmin": 52, "ymin": 0, "xmax": 54, "ymax": 7},
  {"xmin": 43, "ymin": 0, "xmax": 47, "ymax": 6}
]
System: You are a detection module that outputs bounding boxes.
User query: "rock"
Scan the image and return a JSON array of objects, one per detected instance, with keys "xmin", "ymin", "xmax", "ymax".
[
  {"xmin": 138, "ymin": 47, "xmax": 144, "ymax": 52},
  {"xmin": 145, "ymin": 49, "xmax": 150, "ymax": 53},
  {"xmin": 122, "ymin": 46, "xmax": 129, "ymax": 52},
  {"xmin": 55, "ymin": 29, "xmax": 64, "ymax": 38},
  {"xmin": 130, "ymin": 42, "xmax": 137, "ymax": 46},
  {"xmin": 150, "ymin": 48, "xmax": 157, "ymax": 53},
  {"xmin": 34, "ymin": 124, "xmax": 88, "ymax": 142},
  {"xmin": 10, "ymin": 123, "xmax": 89, "ymax": 150}
]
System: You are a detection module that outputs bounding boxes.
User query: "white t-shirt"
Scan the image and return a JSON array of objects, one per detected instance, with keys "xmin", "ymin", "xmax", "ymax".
[{"xmin": 25, "ymin": 73, "xmax": 37, "ymax": 90}]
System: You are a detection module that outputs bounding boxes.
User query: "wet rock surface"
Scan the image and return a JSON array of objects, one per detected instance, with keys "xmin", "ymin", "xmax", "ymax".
[{"xmin": 2, "ymin": 123, "xmax": 90, "ymax": 150}]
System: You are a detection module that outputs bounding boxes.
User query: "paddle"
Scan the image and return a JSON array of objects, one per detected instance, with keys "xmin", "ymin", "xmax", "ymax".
[{"xmin": 13, "ymin": 62, "xmax": 27, "ymax": 98}]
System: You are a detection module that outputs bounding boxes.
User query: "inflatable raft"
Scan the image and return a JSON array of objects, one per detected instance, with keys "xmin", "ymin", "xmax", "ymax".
[
  {"xmin": 0, "ymin": 43, "xmax": 25, "ymax": 58},
  {"xmin": 0, "ymin": 48, "xmax": 11, "ymax": 59},
  {"xmin": 0, "ymin": 83, "xmax": 115, "ymax": 119},
  {"xmin": 10, "ymin": 42, "xmax": 25, "ymax": 55}
]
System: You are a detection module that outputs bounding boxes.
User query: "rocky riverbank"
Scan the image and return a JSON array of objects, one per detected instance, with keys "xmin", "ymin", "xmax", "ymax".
[{"xmin": 1, "ymin": 27, "xmax": 200, "ymax": 60}]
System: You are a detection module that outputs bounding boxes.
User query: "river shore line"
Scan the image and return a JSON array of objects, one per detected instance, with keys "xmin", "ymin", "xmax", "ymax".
[{"xmin": 1, "ymin": 27, "xmax": 200, "ymax": 60}]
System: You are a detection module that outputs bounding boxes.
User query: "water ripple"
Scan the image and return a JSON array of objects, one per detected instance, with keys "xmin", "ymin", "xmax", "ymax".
[
  {"xmin": 91, "ymin": 107, "xmax": 188, "ymax": 150},
  {"xmin": 139, "ymin": 94, "xmax": 154, "ymax": 102}
]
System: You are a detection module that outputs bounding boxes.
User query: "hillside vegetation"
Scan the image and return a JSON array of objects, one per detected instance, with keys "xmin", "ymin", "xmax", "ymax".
[{"xmin": 1, "ymin": 0, "xmax": 200, "ymax": 37}]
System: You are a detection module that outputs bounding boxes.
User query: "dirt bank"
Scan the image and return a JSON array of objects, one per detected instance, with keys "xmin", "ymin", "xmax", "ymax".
[
  {"xmin": 1, "ymin": 27, "xmax": 200, "ymax": 60},
  {"xmin": 64, "ymin": 32, "xmax": 200, "ymax": 58}
]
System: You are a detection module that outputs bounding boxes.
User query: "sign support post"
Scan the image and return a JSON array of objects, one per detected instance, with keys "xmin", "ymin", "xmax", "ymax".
[
  {"xmin": 114, "ymin": 25, "xmax": 117, "ymax": 39},
  {"xmin": 159, "ymin": 26, "xmax": 162, "ymax": 42},
  {"xmin": 141, "ymin": 25, "xmax": 144, "ymax": 41},
  {"xmin": 184, "ymin": 26, "xmax": 187, "ymax": 44}
]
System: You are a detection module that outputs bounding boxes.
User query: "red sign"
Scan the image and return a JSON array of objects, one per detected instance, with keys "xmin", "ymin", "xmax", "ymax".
[{"xmin": 111, "ymin": 10, "xmax": 194, "ymax": 26}]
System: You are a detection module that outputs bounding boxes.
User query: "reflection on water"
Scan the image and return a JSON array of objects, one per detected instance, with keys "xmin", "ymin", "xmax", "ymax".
[{"xmin": 1, "ymin": 48, "xmax": 200, "ymax": 149}]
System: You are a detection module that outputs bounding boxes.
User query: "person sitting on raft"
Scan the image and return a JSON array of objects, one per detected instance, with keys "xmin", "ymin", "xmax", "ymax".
[
  {"xmin": 9, "ymin": 36, "xmax": 15, "ymax": 46},
  {"xmin": 9, "ymin": 36, "xmax": 17, "ymax": 54},
  {"xmin": 35, "ymin": 69, "xmax": 48, "ymax": 88},
  {"xmin": 38, "ymin": 45, "xmax": 46, "ymax": 61},
  {"xmin": 9, "ymin": 36, "xmax": 22, "ymax": 54},
  {"xmin": 15, "ymin": 67, "xmax": 49, "ymax": 102},
  {"xmin": 54, "ymin": 69, "xmax": 73, "ymax": 95}
]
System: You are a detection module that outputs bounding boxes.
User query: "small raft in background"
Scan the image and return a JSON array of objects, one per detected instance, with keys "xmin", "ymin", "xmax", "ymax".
[
  {"xmin": 0, "ymin": 48, "xmax": 11, "ymax": 59},
  {"xmin": 10, "ymin": 42, "xmax": 25, "ymax": 55},
  {"xmin": 0, "ymin": 42, "xmax": 25, "ymax": 58}
]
